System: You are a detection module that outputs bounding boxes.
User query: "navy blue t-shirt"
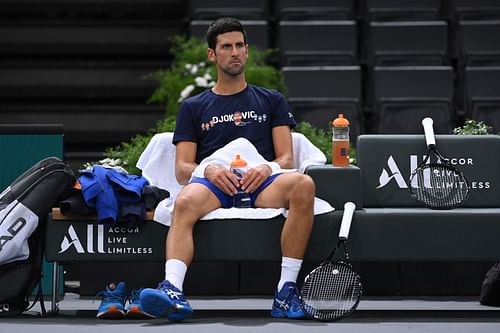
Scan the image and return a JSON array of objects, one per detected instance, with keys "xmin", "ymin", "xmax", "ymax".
[{"xmin": 173, "ymin": 84, "xmax": 296, "ymax": 163}]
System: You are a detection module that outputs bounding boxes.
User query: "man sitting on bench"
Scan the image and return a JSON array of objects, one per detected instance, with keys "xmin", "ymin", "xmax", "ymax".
[{"xmin": 139, "ymin": 17, "xmax": 315, "ymax": 322}]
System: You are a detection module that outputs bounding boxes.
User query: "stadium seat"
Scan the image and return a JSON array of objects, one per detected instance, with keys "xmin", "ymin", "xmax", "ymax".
[
  {"xmin": 444, "ymin": 0, "xmax": 500, "ymax": 21},
  {"xmin": 0, "ymin": 66, "xmax": 163, "ymax": 151},
  {"xmin": 189, "ymin": 20, "xmax": 270, "ymax": 50},
  {"xmin": 372, "ymin": 66, "xmax": 455, "ymax": 134},
  {"xmin": 0, "ymin": 0, "xmax": 187, "ymax": 171},
  {"xmin": 275, "ymin": 0, "xmax": 355, "ymax": 20},
  {"xmin": 463, "ymin": 66, "xmax": 500, "ymax": 133},
  {"xmin": 277, "ymin": 20, "xmax": 357, "ymax": 66},
  {"xmin": 457, "ymin": 20, "xmax": 500, "ymax": 67},
  {"xmin": 366, "ymin": 20, "xmax": 449, "ymax": 66},
  {"xmin": 0, "ymin": 25, "xmax": 176, "ymax": 60},
  {"xmin": 363, "ymin": 0, "xmax": 441, "ymax": 21},
  {"xmin": 188, "ymin": 0, "xmax": 270, "ymax": 20},
  {"xmin": 282, "ymin": 66, "xmax": 363, "ymax": 140}
]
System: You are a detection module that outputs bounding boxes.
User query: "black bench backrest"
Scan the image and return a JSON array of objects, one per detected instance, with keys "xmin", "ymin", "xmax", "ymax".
[{"xmin": 356, "ymin": 134, "xmax": 500, "ymax": 208}]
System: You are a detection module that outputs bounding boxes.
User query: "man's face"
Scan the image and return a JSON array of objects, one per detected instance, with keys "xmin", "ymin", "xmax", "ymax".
[{"xmin": 208, "ymin": 31, "xmax": 248, "ymax": 77}]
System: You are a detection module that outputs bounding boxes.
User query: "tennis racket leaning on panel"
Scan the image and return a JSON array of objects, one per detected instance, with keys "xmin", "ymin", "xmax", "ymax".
[
  {"xmin": 300, "ymin": 201, "xmax": 362, "ymax": 321},
  {"xmin": 409, "ymin": 117, "xmax": 470, "ymax": 209}
]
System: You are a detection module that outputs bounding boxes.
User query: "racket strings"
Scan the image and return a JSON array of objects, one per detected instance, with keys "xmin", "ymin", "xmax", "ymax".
[
  {"xmin": 412, "ymin": 165, "xmax": 469, "ymax": 209},
  {"xmin": 302, "ymin": 263, "xmax": 361, "ymax": 320}
]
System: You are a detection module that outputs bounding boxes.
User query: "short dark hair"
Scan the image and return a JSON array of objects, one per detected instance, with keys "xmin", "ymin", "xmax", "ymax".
[{"xmin": 206, "ymin": 17, "xmax": 247, "ymax": 50}]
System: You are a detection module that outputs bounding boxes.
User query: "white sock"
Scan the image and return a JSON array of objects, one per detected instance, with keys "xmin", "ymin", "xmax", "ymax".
[
  {"xmin": 277, "ymin": 257, "xmax": 303, "ymax": 292},
  {"xmin": 165, "ymin": 259, "xmax": 187, "ymax": 292}
]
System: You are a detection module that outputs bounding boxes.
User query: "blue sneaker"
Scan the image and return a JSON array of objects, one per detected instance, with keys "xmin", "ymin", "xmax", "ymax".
[
  {"xmin": 140, "ymin": 280, "xmax": 193, "ymax": 322},
  {"xmin": 271, "ymin": 282, "xmax": 306, "ymax": 319},
  {"xmin": 125, "ymin": 288, "xmax": 156, "ymax": 319},
  {"xmin": 96, "ymin": 282, "xmax": 127, "ymax": 319}
]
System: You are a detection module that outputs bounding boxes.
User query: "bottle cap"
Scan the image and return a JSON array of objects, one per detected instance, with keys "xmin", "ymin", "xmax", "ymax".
[
  {"xmin": 332, "ymin": 113, "xmax": 350, "ymax": 127},
  {"xmin": 231, "ymin": 154, "xmax": 247, "ymax": 167}
]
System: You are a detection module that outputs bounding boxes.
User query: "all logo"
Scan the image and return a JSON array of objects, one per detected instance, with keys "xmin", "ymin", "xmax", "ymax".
[
  {"xmin": 377, "ymin": 155, "xmax": 419, "ymax": 189},
  {"xmin": 59, "ymin": 224, "xmax": 104, "ymax": 254},
  {"xmin": 376, "ymin": 155, "xmax": 489, "ymax": 190}
]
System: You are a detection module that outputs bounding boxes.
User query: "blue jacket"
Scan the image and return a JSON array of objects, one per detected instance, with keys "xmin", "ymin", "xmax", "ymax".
[{"xmin": 79, "ymin": 166, "xmax": 149, "ymax": 223}]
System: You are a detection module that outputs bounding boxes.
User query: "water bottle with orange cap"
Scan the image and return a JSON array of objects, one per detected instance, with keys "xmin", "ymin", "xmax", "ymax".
[
  {"xmin": 230, "ymin": 154, "xmax": 252, "ymax": 208},
  {"xmin": 332, "ymin": 114, "xmax": 350, "ymax": 167}
]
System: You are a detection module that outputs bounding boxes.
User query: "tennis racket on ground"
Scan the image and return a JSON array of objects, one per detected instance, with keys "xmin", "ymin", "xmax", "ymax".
[
  {"xmin": 300, "ymin": 201, "xmax": 362, "ymax": 321},
  {"xmin": 409, "ymin": 117, "xmax": 470, "ymax": 209}
]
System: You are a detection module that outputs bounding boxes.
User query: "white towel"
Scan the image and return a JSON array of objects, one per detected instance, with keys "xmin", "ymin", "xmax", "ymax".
[
  {"xmin": 137, "ymin": 132, "xmax": 334, "ymax": 226},
  {"xmin": 292, "ymin": 132, "xmax": 327, "ymax": 172},
  {"xmin": 136, "ymin": 132, "xmax": 183, "ymax": 200},
  {"xmin": 192, "ymin": 137, "xmax": 295, "ymax": 179}
]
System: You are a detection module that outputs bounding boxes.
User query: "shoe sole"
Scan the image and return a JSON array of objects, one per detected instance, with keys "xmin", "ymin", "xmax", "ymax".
[
  {"xmin": 140, "ymin": 291, "xmax": 193, "ymax": 322},
  {"xmin": 271, "ymin": 308, "xmax": 306, "ymax": 319},
  {"xmin": 97, "ymin": 305, "xmax": 125, "ymax": 319},
  {"xmin": 125, "ymin": 306, "xmax": 156, "ymax": 319},
  {"xmin": 167, "ymin": 305, "xmax": 193, "ymax": 322},
  {"xmin": 125, "ymin": 305, "xmax": 156, "ymax": 319}
]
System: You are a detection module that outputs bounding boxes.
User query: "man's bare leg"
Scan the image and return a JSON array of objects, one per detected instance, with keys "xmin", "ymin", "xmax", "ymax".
[
  {"xmin": 255, "ymin": 172, "xmax": 315, "ymax": 259},
  {"xmin": 255, "ymin": 172, "xmax": 315, "ymax": 319},
  {"xmin": 166, "ymin": 183, "xmax": 221, "ymax": 265},
  {"xmin": 140, "ymin": 183, "xmax": 220, "ymax": 321}
]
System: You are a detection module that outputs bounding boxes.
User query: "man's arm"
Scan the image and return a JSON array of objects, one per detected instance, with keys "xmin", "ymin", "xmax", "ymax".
[
  {"xmin": 271, "ymin": 125, "xmax": 294, "ymax": 169},
  {"xmin": 175, "ymin": 141, "xmax": 198, "ymax": 185},
  {"xmin": 175, "ymin": 141, "xmax": 240, "ymax": 194}
]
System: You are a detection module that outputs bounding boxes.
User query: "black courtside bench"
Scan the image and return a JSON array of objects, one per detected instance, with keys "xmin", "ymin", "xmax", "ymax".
[
  {"xmin": 44, "ymin": 134, "xmax": 500, "ymax": 313},
  {"xmin": 45, "ymin": 164, "xmax": 362, "ymax": 312}
]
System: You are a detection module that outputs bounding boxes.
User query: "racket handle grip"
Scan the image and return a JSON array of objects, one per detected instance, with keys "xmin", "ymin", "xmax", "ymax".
[
  {"xmin": 339, "ymin": 201, "xmax": 356, "ymax": 239},
  {"xmin": 422, "ymin": 117, "xmax": 436, "ymax": 147}
]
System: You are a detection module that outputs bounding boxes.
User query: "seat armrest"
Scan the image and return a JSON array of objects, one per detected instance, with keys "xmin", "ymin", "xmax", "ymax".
[{"xmin": 305, "ymin": 165, "xmax": 363, "ymax": 209}]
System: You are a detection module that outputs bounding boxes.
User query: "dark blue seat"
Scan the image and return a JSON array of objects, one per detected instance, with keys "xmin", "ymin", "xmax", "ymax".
[
  {"xmin": 188, "ymin": 0, "xmax": 270, "ymax": 20},
  {"xmin": 363, "ymin": 0, "xmax": 441, "ymax": 21},
  {"xmin": 457, "ymin": 20, "xmax": 500, "ymax": 67},
  {"xmin": 367, "ymin": 20, "xmax": 449, "ymax": 66},
  {"xmin": 463, "ymin": 66, "xmax": 500, "ymax": 132},
  {"xmin": 277, "ymin": 20, "xmax": 358, "ymax": 66},
  {"xmin": 275, "ymin": 0, "xmax": 355, "ymax": 20},
  {"xmin": 372, "ymin": 66, "xmax": 455, "ymax": 134},
  {"xmin": 282, "ymin": 66, "xmax": 363, "ymax": 140}
]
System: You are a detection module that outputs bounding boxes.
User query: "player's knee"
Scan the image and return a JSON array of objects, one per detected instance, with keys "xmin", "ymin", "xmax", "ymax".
[
  {"xmin": 291, "ymin": 174, "xmax": 315, "ymax": 200},
  {"xmin": 173, "ymin": 193, "xmax": 196, "ymax": 214}
]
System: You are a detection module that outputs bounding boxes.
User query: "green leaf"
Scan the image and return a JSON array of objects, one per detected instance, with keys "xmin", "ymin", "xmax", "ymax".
[{"xmin": 452, "ymin": 119, "xmax": 495, "ymax": 135}]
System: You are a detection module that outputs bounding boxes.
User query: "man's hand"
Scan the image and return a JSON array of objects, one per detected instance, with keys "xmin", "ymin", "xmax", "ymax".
[
  {"xmin": 204, "ymin": 164, "xmax": 273, "ymax": 195},
  {"xmin": 240, "ymin": 164, "xmax": 273, "ymax": 193},
  {"xmin": 204, "ymin": 164, "xmax": 239, "ymax": 195}
]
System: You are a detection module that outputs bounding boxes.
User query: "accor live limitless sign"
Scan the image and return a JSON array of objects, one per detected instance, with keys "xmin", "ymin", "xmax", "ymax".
[
  {"xmin": 376, "ymin": 155, "xmax": 490, "ymax": 190},
  {"xmin": 58, "ymin": 224, "xmax": 153, "ymax": 255}
]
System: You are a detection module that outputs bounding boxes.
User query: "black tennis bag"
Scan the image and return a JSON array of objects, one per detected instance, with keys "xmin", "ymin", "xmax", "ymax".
[
  {"xmin": 479, "ymin": 263, "xmax": 500, "ymax": 307},
  {"xmin": 0, "ymin": 157, "xmax": 76, "ymax": 316}
]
